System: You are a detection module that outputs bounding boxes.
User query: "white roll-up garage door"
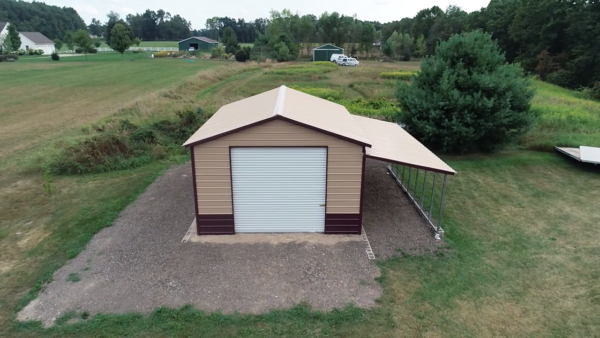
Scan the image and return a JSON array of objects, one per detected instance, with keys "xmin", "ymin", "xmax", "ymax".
[{"xmin": 231, "ymin": 147, "xmax": 327, "ymax": 233}]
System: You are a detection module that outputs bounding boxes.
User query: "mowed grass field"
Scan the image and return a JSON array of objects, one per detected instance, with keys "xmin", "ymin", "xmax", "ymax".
[
  {"xmin": 0, "ymin": 52, "xmax": 226, "ymax": 161},
  {"xmin": 1, "ymin": 57, "xmax": 599, "ymax": 337},
  {"xmin": 60, "ymin": 41, "xmax": 255, "ymax": 50}
]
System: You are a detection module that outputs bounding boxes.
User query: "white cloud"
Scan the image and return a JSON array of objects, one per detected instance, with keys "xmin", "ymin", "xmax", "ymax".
[{"xmin": 73, "ymin": 3, "xmax": 98, "ymax": 16}]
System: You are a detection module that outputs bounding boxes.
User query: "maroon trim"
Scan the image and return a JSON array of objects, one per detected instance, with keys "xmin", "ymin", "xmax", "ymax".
[
  {"xmin": 184, "ymin": 115, "xmax": 371, "ymax": 148},
  {"xmin": 359, "ymin": 149, "xmax": 366, "ymax": 235},
  {"xmin": 197, "ymin": 214, "xmax": 234, "ymax": 235},
  {"xmin": 190, "ymin": 147, "xmax": 201, "ymax": 235},
  {"xmin": 325, "ymin": 214, "xmax": 361, "ymax": 234},
  {"xmin": 364, "ymin": 154, "xmax": 456, "ymax": 175},
  {"xmin": 228, "ymin": 147, "xmax": 236, "ymax": 234},
  {"xmin": 185, "ymin": 116, "xmax": 278, "ymax": 148},
  {"xmin": 324, "ymin": 147, "xmax": 329, "ymax": 216}
]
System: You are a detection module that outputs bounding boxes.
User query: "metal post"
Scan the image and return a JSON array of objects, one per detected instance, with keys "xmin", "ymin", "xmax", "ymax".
[
  {"xmin": 414, "ymin": 169, "xmax": 419, "ymax": 196},
  {"xmin": 429, "ymin": 174, "xmax": 436, "ymax": 219},
  {"xmin": 407, "ymin": 167, "xmax": 412, "ymax": 191},
  {"xmin": 421, "ymin": 171, "xmax": 427, "ymax": 207},
  {"xmin": 401, "ymin": 165, "xmax": 406, "ymax": 186},
  {"xmin": 437, "ymin": 175, "xmax": 448, "ymax": 232}
]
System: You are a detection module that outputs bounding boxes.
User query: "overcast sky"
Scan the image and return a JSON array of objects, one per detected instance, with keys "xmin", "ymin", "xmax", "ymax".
[{"xmin": 41, "ymin": 0, "xmax": 490, "ymax": 30}]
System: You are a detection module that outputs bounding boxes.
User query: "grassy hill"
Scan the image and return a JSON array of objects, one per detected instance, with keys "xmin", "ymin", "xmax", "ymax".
[{"xmin": 1, "ymin": 59, "xmax": 599, "ymax": 336}]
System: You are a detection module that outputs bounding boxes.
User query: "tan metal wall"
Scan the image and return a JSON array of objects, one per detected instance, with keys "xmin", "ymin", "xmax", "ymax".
[{"xmin": 193, "ymin": 119, "xmax": 363, "ymax": 215}]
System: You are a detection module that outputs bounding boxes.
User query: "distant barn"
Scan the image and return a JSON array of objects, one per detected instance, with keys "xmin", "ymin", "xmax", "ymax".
[
  {"xmin": 312, "ymin": 44, "xmax": 344, "ymax": 61},
  {"xmin": 178, "ymin": 37, "xmax": 218, "ymax": 52}
]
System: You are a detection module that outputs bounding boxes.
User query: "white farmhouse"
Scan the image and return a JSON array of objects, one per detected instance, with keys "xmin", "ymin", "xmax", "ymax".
[
  {"xmin": 0, "ymin": 22, "xmax": 55, "ymax": 54},
  {"xmin": 19, "ymin": 32, "xmax": 55, "ymax": 54},
  {"xmin": 0, "ymin": 21, "xmax": 8, "ymax": 40}
]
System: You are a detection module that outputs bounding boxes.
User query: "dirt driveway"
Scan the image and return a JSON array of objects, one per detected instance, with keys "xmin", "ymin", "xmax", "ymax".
[{"xmin": 18, "ymin": 164, "xmax": 382, "ymax": 327}]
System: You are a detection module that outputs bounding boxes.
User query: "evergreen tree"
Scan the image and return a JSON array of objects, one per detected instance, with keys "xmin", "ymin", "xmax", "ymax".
[
  {"xmin": 396, "ymin": 31, "xmax": 535, "ymax": 153},
  {"xmin": 7, "ymin": 24, "xmax": 21, "ymax": 52},
  {"xmin": 221, "ymin": 26, "xmax": 239, "ymax": 53}
]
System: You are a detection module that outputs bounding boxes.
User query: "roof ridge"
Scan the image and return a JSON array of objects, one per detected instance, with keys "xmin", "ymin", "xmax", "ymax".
[{"xmin": 273, "ymin": 85, "xmax": 287, "ymax": 116}]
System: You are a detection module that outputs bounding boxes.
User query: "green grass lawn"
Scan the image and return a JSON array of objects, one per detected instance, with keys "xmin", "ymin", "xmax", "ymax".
[
  {"xmin": 1, "ymin": 60, "xmax": 599, "ymax": 337},
  {"xmin": 59, "ymin": 41, "xmax": 254, "ymax": 51},
  {"xmin": 0, "ymin": 52, "xmax": 226, "ymax": 161}
]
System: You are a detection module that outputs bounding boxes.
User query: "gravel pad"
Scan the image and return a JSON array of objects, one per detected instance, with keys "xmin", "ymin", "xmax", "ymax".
[
  {"xmin": 362, "ymin": 159, "xmax": 444, "ymax": 258},
  {"xmin": 17, "ymin": 164, "xmax": 381, "ymax": 327}
]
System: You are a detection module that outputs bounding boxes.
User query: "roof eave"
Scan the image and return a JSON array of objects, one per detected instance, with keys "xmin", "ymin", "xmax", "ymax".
[
  {"xmin": 365, "ymin": 154, "xmax": 456, "ymax": 175},
  {"xmin": 183, "ymin": 115, "xmax": 372, "ymax": 149}
]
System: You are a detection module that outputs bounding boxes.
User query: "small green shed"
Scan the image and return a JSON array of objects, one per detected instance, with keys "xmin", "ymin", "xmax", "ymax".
[
  {"xmin": 178, "ymin": 36, "xmax": 219, "ymax": 52},
  {"xmin": 312, "ymin": 44, "xmax": 344, "ymax": 61}
]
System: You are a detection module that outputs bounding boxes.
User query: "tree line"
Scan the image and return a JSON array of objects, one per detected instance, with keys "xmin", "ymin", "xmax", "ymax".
[
  {"xmin": 0, "ymin": 0, "xmax": 86, "ymax": 40},
  {"xmin": 2, "ymin": 0, "xmax": 598, "ymax": 89},
  {"xmin": 88, "ymin": 10, "xmax": 191, "ymax": 41}
]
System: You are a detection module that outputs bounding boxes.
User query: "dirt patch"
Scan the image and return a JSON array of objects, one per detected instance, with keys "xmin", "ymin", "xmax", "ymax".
[
  {"xmin": 17, "ymin": 164, "xmax": 381, "ymax": 327},
  {"xmin": 362, "ymin": 159, "xmax": 445, "ymax": 258}
]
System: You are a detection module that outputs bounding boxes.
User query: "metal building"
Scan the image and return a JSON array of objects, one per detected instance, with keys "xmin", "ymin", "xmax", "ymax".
[{"xmin": 183, "ymin": 86, "xmax": 455, "ymax": 235}]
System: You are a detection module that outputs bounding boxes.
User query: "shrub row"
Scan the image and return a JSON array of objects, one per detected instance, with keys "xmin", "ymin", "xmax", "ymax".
[
  {"xmin": 75, "ymin": 48, "xmax": 98, "ymax": 54},
  {"xmin": 49, "ymin": 107, "xmax": 211, "ymax": 174},
  {"xmin": 15, "ymin": 49, "xmax": 44, "ymax": 55},
  {"xmin": 0, "ymin": 54, "xmax": 19, "ymax": 62},
  {"xmin": 380, "ymin": 71, "xmax": 417, "ymax": 80}
]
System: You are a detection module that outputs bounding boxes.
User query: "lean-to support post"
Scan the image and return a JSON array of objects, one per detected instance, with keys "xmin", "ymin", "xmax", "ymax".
[
  {"xmin": 414, "ymin": 169, "xmax": 419, "ymax": 196},
  {"xmin": 387, "ymin": 164, "xmax": 448, "ymax": 240},
  {"xmin": 429, "ymin": 174, "xmax": 436, "ymax": 219},
  {"xmin": 437, "ymin": 174, "xmax": 448, "ymax": 234},
  {"xmin": 421, "ymin": 171, "xmax": 427, "ymax": 207},
  {"xmin": 401, "ymin": 165, "xmax": 406, "ymax": 185}
]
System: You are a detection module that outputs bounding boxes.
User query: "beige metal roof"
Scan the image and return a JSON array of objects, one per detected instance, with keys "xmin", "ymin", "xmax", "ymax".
[
  {"xmin": 183, "ymin": 86, "xmax": 371, "ymax": 147},
  {"xmin": 184, "ymin": 85, "xmax": 455, "ymax": 175},
  {"xmin": 354, "ymin": 115, "xmax": 456, "ymax": 175}
]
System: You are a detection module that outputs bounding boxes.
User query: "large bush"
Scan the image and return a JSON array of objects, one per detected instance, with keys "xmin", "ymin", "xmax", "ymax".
[
  {"xmin": 396, "ymin": 31, "xmax": 535, "ymax": 153},
  {"xmin": 235, "ymin": 47, "xmax": 251, "ymax": 62}
]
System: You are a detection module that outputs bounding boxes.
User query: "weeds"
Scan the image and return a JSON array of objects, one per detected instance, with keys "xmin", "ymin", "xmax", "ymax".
[
  {"xmin": 66, "ymin": 273, "xmax": 80, "ymax": 282},
  {"xmin": 336, "ymin": 97, "xmax": 401, "ymax": 121},
  {"xmin": 48, "ymin": 107, "xmax": 210, "ymax": 174},
  {"xmin": 41, "ymin": 166, "xmax": 54, "ymax": 195},
  {"xmin": 268, "ymin": 62, "xmax": 337, "ymax": 75},
  {"xmin": 289, "ymin": 85, "xmax": 341, "ymax": 100},
  {"xmin": 380, "ymin": 71, "xmax": 417, "ymax": 80}
]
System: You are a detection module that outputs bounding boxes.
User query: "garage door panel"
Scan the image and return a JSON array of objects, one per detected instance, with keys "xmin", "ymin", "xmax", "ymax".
[{"xmin": 231, "ymin": 147, "xmax": 326, "ymax": 233}]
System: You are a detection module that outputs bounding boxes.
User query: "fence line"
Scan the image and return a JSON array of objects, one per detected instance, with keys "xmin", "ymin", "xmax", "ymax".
[
  {"xmin": 95, "ymin": 47, "xmax": 178, "ymax": 52},
  {"xmin": 387, "ymin": 163, "xmax": 448, "ymax": 239}
]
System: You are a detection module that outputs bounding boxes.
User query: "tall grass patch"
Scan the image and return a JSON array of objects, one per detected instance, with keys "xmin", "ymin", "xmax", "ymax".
[
  {"xmin": 338, "ymin": 98, "xmax": 400, "ymax": 121},
  {"xmin": 349, "ymin": 81, "xmax": 396, "ymax": 99},
  {"xmin": 48, "ymin": 107, "xmax": 210, "ymax": 174},
  {"xmin": 289, "ymin": 85, "xmax": 341, "ymax": 100},
  {"xmin": 380, "ymin": 71, "xmax": 417, "ymax": 80},
  {"xmin": 268, "ymin": 61, "xmax": 337, "ymax": 75},
  {"xmin": 520, "ymin": 81, "xmax": 600, "ymax": 150}
]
